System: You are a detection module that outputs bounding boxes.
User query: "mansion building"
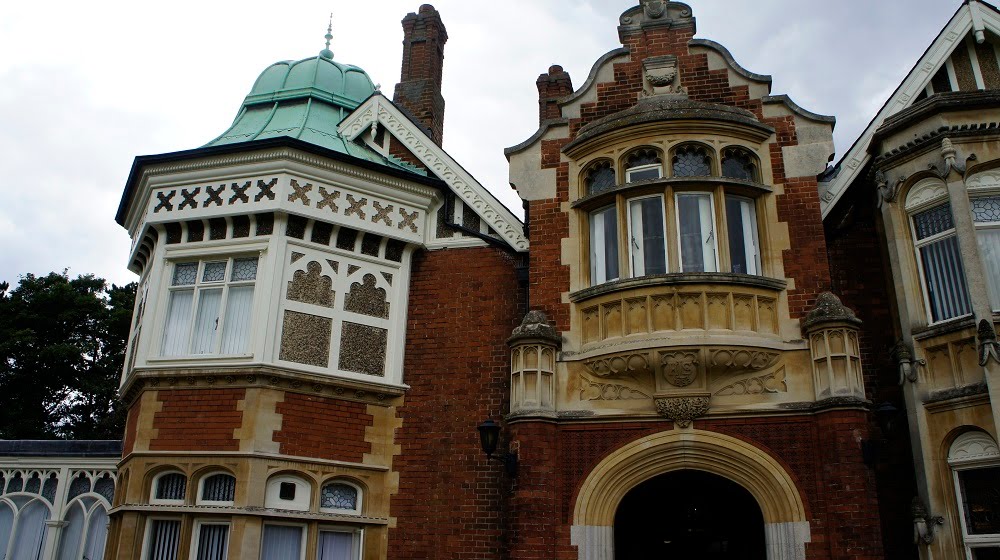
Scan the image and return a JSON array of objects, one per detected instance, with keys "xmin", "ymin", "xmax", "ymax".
[{"xmin": 2, "ymin": 1, "xmax": 1000, "ymax": 559}]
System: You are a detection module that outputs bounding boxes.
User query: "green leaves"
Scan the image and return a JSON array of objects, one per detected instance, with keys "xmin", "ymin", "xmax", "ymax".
[{"xmin": 0, "ymin": 271, "xmax": 136, "ymax": 439}]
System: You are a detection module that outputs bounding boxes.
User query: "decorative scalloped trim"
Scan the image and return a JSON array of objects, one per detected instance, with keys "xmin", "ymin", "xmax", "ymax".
[
  {"xmin": 339, "ymin": 96, "xmax": 528, "ymax": 252},
  {"xmin": 905, "ymin": 178, "xmax": 948, "ymax": 211},
  {"xmin": 949, "ymin": 430, "xmax": 1000, "ymax": 464}
]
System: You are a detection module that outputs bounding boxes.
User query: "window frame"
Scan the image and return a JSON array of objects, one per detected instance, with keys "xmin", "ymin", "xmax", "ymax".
[
  {"xmin": 626, "ymin": 195, "xmax": 668, "ymax": 278},
  {"xmin": 196, "ymin": 472, "xmax": 236, "ymax": 507},
  {"xmin": 316, "ymin": 526, "xmax": 364, "ymax": 560},
  {"xmin": 674, "ymin": 190, "xmax": 720, "ymax": 273},
  {"xmin": 260, "ymin": 522, "xmax": 307, "ymax": 560},
  {"xmin": 189, "ymin": 520, "xmax": 231, "ymax": 560},
  {"xmin": 589, "ymin": 204, "xmax": 621, "ymax": 285},
  {"xmin": 140, "ymin": 517, "xmax": 183, "ymax": 560},
  {"xmin": 265, "ymin": 475, "xmax": 312, "ymax": 512},
  {"xmin": 971, "ymin": 193, "xmax": 1000, "ymax": 312},
  {"xmin": 949, "ymin": 431, "xmax": 1000, "ymax": 558},
  {"xmin": 150, "ymin": 471, "xmax": 187, "ymax": 506},
  {"xmin": 158, "ymin": 255, "xmax": 260, "ymax": 359},
  {"xmin": 908, "ymin": 198, "xmax": 973, "ymax": 325},
  {"xmin": 724, "ymin": 194, "xmax": 762, "ymax": 276},
  {"xmin": 319, "ymin": 480, "xmax": 364, "ymax": 516}
]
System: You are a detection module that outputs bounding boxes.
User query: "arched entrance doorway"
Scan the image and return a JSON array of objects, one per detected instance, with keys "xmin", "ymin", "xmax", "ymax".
[{"xmin": 613, "ymin": 469, "xmax": 765, "ymax": 559}]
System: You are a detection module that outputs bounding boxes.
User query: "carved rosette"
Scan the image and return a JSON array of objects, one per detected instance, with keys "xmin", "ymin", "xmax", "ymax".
[{"xmin": 654, "ymin": 395, "xmax": 710, "ymax": 427}]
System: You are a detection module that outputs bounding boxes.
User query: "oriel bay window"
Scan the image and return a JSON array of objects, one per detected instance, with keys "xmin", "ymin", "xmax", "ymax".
[
  {"xmin": 588, "ymin": 188, "xmax": 763, "ymax": 285},
  {"xmin": 161, "ymin": 257, "xmax": 258, "ymax": 357},
  {"xmin": 972, "ymin": 194, "xmax": 1000, "ymax": 311}
]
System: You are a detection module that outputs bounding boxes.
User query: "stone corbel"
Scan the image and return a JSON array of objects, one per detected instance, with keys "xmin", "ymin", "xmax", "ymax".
[
  {"xmin": 875, "ymin": 169, "xmax": 906, "ymax": 207},
  {"xmin": 928, "ymin": 137, "xmax": 976, "ymax": 179},
  {"xmin": 912, "ymin": 498, "xmax": 945, "ymax": 545},
  {"xmin": 977, "ymin": 319, "xmax": 1000, "ymax": 367},
  {"xmin": 893, "ymin": 340, "xmax": 926, "ymax": 385},
  {"xmin": 653, "ymin": 394, "xmax": 710, "ymax": 427}
]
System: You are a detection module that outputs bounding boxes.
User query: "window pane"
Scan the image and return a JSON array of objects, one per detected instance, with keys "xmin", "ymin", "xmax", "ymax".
[
  {"xmin": 590, "ymin": 206, "xmax": 619, "ymax": 284},
  {"xmin": 978, "ymin": 228, "xmax": 1000, "ymax": 311},
  {"xmin": 221, "ymin": 286, "xmax": 254, "ymax": 354},
  {"xmin": 972, "ymin": 547, "xmax": 1000, "ymax": 560},
  {"xmin": 959, "ymin": 467, "xmax": 1000, "ymax": 535},
  {"xmin": 202, "ymin": 261, "xmax": 227, "ymax": 283},
  {"xmin": 626, "ymin": 167, "xmax": 661, "ymax": 182},
  {"xmin": 191, "ymin": 289, "xmax": 223, "ymax": 354},
  {"xmin": 155, "ymin": 474, "xmax": 187, "ymax": 501},
  {"xmin": 232, "ymin": 257, "xmax": 259, "ymax": 281},
  {"xmin": 726, "ymin": 196, "xmax": 760, "ymax": 275},
  {"xmin": 973, "ymin": 196, "xmax": 1000, "ymax": 223},
  {"xmin": 629, "ymin": 198, "xmax": 666, "ymax": 276},
  {"xmin": 913, "ymin": 203, "xmax": 955, "ymax": 240},
  {"xmin": 672, "ymin": 146, "xmax": 711, "ymax": 177},
  {"xmin": 920, "ymin": 235, "xmax": 972, "ymax": 322},
  {"xmin": 721, "ymin": 148, "xmax": 757, "ymax": 181},
  {"xmin": 0, "ymin": 502, "xmax": 13, "ymax": 558},
  {"xmin": 172, "ymin": 263, "xmax": 198, "ymax": 286},
  {"xmin": 83, "ymin": 505, "xmax": 109, "ymax": 560},
  {"xmin": 57, "ymin": 503, "xmax": 85, "ymax": 560},
  {"xmin": 162, "ymin": 290, "xmax": 194, "ymax": 356},
  {"xmin": 318, "ymin": 531, "xmax": 355, "ymax": 560},
  {"xmin": 146, "ymin": 519, "xmax": 181, "ymax": 560},
  {"xmin": 11, "ymin": 500, "xmax": 48, "ymax": 560},
  {"xmin": 261, "ymin": 525, "xmax": 302, "ymax": 560},
  {"xmin": 321, "ymin": 483, "xmax": 358, "ymax": 510},
  {"xmin": 677, "ymin": 194, "xmax": 717, "ymax": 273},
  {"xmin": 201, "ymin": 474, "xmax": 236, "ymax": 503},
  {"xmin": 195, "ymin": 524, "xmax": 229, "ymax": 560},
  {"xmin": 585, "ymin": 163, "xmax": 616, "ymax": 195}
]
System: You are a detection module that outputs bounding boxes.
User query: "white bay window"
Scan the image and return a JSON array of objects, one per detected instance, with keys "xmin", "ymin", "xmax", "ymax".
[
  {"xmin": 161, "ymin": 257, "xmax": 258, "ymax": 357},
  {"xmin": 628, "ymin": 196, "xmax": 667, "ymax": 277}
]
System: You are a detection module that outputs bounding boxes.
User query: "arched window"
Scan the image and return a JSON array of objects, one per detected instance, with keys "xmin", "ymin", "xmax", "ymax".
[
  {"xmin": 721, "ymin": 147, "xmax": 759, "ymax": 181},
  {"xmin": 949, "ymin": 430, "xmax": 1000, "ymax": 556},
  {"xmin": 67, "ymin": 473, "xmax": 91, "ymax": 501},
  {"xmin": 971, "ymin": 194, "xmax": 1000, "ymax": 311},
  {"xmin": 265, "ymin": 475, "xmax": 311, "ymax": 512},
  {"xmin": 0, "ymin": 500, "xmax": 13, "ymax": 559},
  {"xmin": 58, "ymin": 496, "xmax": 111, "ymax": 560},
  {"xmin": 151, "ymin": 471, "xmax": 187, "ymax": 504},
  {"xmin": 584, "ymin": 160, "xmax": 616, "ymax": 195},
  {"xmin": 198, "ymin": 473, "xmax": 236, "ymax": 505},
  {"xmin": 671, "ymin": 145, "xmax": 712, "ymax": 177},
  {"xmin": 9, "ymin": 499, "xmax": 49, "ymax": 560},
  {"xmin": 906, "ymin": 179, "xmax": 972, "ymax": 322},
  {"xmin": 320, "ymin": 481, "xmax": 362, "ymax": 515},
  {"xmin": 624, "ymin": 148, "xmax": 663, "ymax": 183}
]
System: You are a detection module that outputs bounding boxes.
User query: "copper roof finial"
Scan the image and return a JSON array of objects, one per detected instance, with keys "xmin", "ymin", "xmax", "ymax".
[{"xmin": 320, "ymin": 13, "xmax": 334, "ymax": 59}]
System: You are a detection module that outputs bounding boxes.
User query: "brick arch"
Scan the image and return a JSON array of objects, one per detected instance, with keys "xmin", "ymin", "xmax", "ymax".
[{"xmin": 571, "ymin": 429, "xmax": 809, "ymax": 560}]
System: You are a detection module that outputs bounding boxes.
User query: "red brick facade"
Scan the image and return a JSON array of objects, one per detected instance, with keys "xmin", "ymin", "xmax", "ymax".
[
  {"xmin": 388, "ymin": 246, "xmax": 524, "ymax": 559},
  {"xmin": 273, "ymin": 393, "xmax": 374, "ymax": 463},
  {"xmin": 149, "ymin": 389, "xmax": 245, "ymax": 451}
]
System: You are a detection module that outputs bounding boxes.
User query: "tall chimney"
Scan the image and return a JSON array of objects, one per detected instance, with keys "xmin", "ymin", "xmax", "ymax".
[
  {"xmin": 536, "ymin": 65, "xmax": 573, "ymax": 124},
  {"xmin": 393, "ymin": 4, "xmax": 448, "ymax": 146}
]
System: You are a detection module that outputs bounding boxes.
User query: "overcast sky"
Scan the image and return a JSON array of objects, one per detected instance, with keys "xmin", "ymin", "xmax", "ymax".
[{"xmin": 0, "ymin": 0, "xmax": 964, "ymax": 287}]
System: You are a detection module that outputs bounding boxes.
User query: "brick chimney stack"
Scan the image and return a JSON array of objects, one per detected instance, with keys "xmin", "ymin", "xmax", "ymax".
[
  {"xmin": 393, "ymin": 4, "xmax": 448, "ymax": 146},
  {"xmin": 536, "ymin": 65, "xmax": 574, "ymax": 124}
]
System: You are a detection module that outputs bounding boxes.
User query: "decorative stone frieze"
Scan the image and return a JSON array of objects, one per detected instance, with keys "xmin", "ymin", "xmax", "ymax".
[
  {"xmin": 584, "ymin": 353, "xmax": 652, "ymax": 378},
  {"xmin": 509, "ymin": 311, "xmax": 561, "ymax": 414},
  {"xmin": 802, "ymin": 292, "xmax": 864, "ymax": 400},
  {"xmin": 653, "ymin": 395, "xmax": 710, "ymax": 427}
]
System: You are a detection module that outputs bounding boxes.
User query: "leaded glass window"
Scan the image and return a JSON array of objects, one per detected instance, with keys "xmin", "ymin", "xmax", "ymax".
[
  {"xmin": 912, "ymin": 203, "xmax": 972, "ymax": 322},
  {"xmin": 973, "ymin": 196, "xmax": 1000, "ymax": 311},
  {"xmin": 321, "ymin": 483, "xmax": 359, "ymax": 511},
  {"xmin": 68, "ymin": 475, "xmax": 91, "ymax": 500},
  {"xmin": 7, "ymin": 473, "xmax": 23, "ymax": 493},
  {"xmin": 200, "ymin": 473, "xmax": 235, "ymax": 504},
  {"xmin": 721, "ymin": 147, "xmax": 758, "ymax": 181},
  {"xmin": 672, "ymin": 145, "xmax": 712, "ymax": 177},
  {"xmin": 154, "ymin": 473, "xmax": 187, "ymax": 502},
  {"xmin": 24, "ymin": 473, "xmax": 40, "ymax": 494},
  {"xmin": 624, "ymin": 148, "xmax": 663, "ymax": 182},
  {"xmin": 585, "ymin": 161, "xmax": 616, "ymax": 195},
  {"xmin": 41, "ymin": 474, "xmax": 58, "ymax": 503},
  {"xmin": 95, "ymin": 474, "xmax": 115, "ymax": 504}
]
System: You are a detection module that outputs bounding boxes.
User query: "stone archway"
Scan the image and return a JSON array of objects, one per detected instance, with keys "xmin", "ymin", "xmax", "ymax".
[{"xmin": 571, "ymin": 429, "xmax": 810, "ymax": 560}]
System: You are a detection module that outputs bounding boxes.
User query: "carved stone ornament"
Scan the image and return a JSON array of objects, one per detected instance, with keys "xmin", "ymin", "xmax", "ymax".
[
  {"xmin": 643, "ymin": 0, "xmax": 667, "ymax": 18},
  {"xmin": 707, "ymin": 348, "xmax": 780, "ymax": 373},
  {"xmin": 977, "ymin": 319, "xmax": 1000, "ymax": 367},
  {"xmin": 586, "ymin": 353, "xmax": 652, "ymax": 378},
  {"xmin": 875, "ymin": 169, "xmax": 905, "ymax": 207},
  {"xmin": 893, "ymin": 339, "xmax": 924, "ymax": 385},
  {"xmin": 714, "ymin": 368, "xmax": 787, "ymax": 396},
  {"xmin": 661, "ymin": 351, "xmax": 699, "ymax": 387},
  {"xmin": 508, "ymin": 310, "xmax": 561, "ymax": 346},
  {"xmin": 801, "ymin": 292, "xmax": 861, "ymax": 332},
  {"xmin": 911, "ymin": 498, "xmax": 944, "ymax": 546},
  {"xmin": 642, "ymin": 55, "xmax": 687, "ymax": 98},
  {"xmin": 654, "ymin": 395, "xmax": 710, "ymax": 427},
  {"xmin": 928, "ymin": 137, "xmax": 975, "ymax": 179}
]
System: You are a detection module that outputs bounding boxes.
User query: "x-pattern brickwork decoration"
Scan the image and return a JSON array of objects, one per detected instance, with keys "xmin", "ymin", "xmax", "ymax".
[
  {"xmin": 179, "ymin": 188, "xmax": 200, "ymax": 210},
  {"xmin": 345, "ymin": 194, "xmax": 368, "ymax": 220},
  {"xmin": 204, "ymin": 185, "xmax": 225, "ymax": 207},
  {"xmin": 372, "ymin": 201, "xmax": 394, "ymax": 226},
  {"xmin": 318, "ymin": 187, "xmax": 340, "ymax": 212},
  {"xmin": 398, "ymin": 208, "xmax": 418, "ymax": 232},
  {"xmin": 229, "ymin": 181, "xmax": 251, "ymax": 204},
  {"xmin": 154, "ymin": 190, "xmax": 175, "ymax": 213},
  {"xmin": 288, "ymin": 179, "xmax": 312, "ymax": 206},
  {"xmin": 255, "ymin": 178, "xmax": 278, "ymax": 202}
]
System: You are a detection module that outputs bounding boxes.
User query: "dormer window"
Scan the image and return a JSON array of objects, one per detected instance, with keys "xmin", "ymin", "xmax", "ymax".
[{"xmin": 624, "ymin": 148, "xmax": 663, "ymax": 183}]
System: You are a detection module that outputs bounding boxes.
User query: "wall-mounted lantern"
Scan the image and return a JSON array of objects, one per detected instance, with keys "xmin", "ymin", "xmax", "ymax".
[{"xmin": 477, "ymin": 419, "xmax": 518, "ymax": 477}]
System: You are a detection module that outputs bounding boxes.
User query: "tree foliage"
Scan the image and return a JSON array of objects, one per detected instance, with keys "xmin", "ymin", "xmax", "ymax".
[{"xmin": 0, "ymin": 272, "xmax": 136, "ymax": 439}]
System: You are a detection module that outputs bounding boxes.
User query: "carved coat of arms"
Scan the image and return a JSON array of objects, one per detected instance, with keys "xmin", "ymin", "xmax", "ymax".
[{"xmin": 661, "ymin": 351, "xmax": 699, "ymax": 387}]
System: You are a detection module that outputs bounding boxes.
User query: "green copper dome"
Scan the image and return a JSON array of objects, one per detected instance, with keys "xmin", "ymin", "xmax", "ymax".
[{"xmin": 204, "ymin": 51, "xmax": 422, "ymax": 175}]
